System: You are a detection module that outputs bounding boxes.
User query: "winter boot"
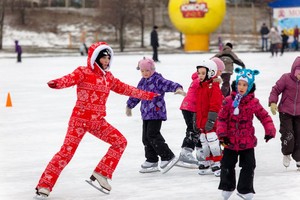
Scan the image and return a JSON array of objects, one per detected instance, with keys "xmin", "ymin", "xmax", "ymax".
[
  {"xmin": 139, "ymin": 161, "xmax": 159, "ymax": 173},
  {"xmin": 35, "ymin": 187, "xmax": 50, "ymax": 198},
  {"xmin": 222, "ymin": 190, "xmax": 233, "ymax": 200},
  {"xmin": 179, "ymin": 147, "xmax": 199, "ymax": 165},
  {"xmin": 283, "ymin": 154, "xmax": 291, "ymax": 168},
  {"xmin": 90, "ymin": 172, "xmax": 111, "ymax": 192},
  {"xmin": 237, "ymin": 192, "xmax": 254, "ymax": 200}
]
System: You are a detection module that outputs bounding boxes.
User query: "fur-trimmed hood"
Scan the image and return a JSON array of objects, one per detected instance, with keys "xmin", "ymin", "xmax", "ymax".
[{"xmin": 87, "ymin": 41, "xmax": 114, "ymax": 73}]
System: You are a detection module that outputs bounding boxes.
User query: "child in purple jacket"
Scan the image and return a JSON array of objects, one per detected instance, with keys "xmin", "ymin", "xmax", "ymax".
[
  {"xmin": 126, "ymin": 57, "xmax": 186, "ymax": 173},
  {"xmin": 269, "ymin": 56, "xmax": 300, "ymax": 170},
  {"xmin": 217, "ymin": 67, "xmax": 276, "ymax": 200}
]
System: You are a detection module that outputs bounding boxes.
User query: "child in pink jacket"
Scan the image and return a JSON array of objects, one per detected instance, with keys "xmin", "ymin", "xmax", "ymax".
[{"xmin": 217, "ymin": 67, "xmax": 276, "ymax": 200}]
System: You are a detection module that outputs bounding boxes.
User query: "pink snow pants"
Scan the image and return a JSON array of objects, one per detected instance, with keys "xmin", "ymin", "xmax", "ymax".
[{"xmin": 36, "ymin": 116, "xmax": 127, "ymax": 192}]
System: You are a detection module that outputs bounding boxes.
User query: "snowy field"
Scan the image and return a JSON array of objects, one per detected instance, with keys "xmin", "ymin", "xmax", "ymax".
[{"xmin": 1, "ymin": 52, "xmax": 300, "ymax": 200}]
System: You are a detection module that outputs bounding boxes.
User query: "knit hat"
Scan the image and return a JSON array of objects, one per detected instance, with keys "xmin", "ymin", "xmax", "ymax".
[
  {"xmin": 232, "ymin": 67, "xmax": 260, "ymax": 115},
  {"xmin": 137, "ymin": 57, "xmax": 156, "ymax": 75},
  {"xmin": 225, "ymin": 42, "xmax": 233, "ymax": 49},
  {"xmin": 97, "ymin": 48, "xmax": 111, "ymax": 60},
  {"xmin": 210, "ymin": 57, "xmax": 225, "ymax": 71}
]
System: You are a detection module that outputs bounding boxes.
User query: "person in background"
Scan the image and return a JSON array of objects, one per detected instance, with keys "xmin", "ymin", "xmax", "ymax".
[
  {"xmin": 126, "ymin": 57, "xmax": 186, "ymax": 173},
  {"xmin": 260, "ymin": 23, "xmax": 270, "ymax": 52},
  {"xmin": 217, "ymin": 67, "xmax": 276, "ymax": 200},
  {"xmin": 268, "ymin": 27, "xmax": 282, "ymax": 57},
  {"xmin": 15, "ymin": 40, "xmax": 22, "ymax": 63},
  {"xmin": 214, "ymin": 42, "xmax": 245, "ymax": 97},
  {"xmin": 268, "ymin": 56, "xmax": 300, "ymax": 171},
  {"xmin": 293, "ymin": 25, "xmax": 299, "ymax": 51},
  {"xmin": 280, "ymin": 30, "xmax": 289, "ymax": 56},
  {"xmin": 35, "ymin": 42, "xmax": 158, "ymax": 198},
  {"xmin": 151, "ymin": 25, "xmax": 160, "ymax": 62}
]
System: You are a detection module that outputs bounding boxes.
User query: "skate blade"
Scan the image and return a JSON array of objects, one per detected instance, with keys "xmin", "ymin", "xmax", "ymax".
[
  {"xmin": 161, "ymin": 157, "xmax": 179, "ymax": 174},
  {"xmin": 33, "ymin": 194, "xmax": 48, "ymax": 199},
  {"xmin": 139, "ymin": 167, "xmax": 160, "ymax": 173},
  {"xmin": 175, "ymin": 161, "xmax": 199, "ymax": 169},
  {"xmin": 236, "ymin": 193, "xmax": 247, "ymax": 199},
  {"xmin": 85, "ymin": 180, "xmax": 110, "ymax": 195},
  {"xmin": 198, "ymin": 168, "xmax": 214, "ymax": 175}
]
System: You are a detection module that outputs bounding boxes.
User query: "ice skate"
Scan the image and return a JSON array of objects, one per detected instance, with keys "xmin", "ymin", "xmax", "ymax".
[
  {"xmin": 198, "ymin": 161, "xmax": 213, "ymax": 175},
  {"xmin": 296, "ymin": 161, "xmax": 300, "ymax": 171},
  {"xmin": 237, "ymin": 192, "xmax": 254, "ymax": 200},
  {"xmin": 283, "ymin": 154, "xmax": 291, "ymax": 168},
  {"xmin": 211, "ymin": 162, "xmax": 221, "ymax": 177},
  {"xmin": 161, "ymin": 156, "xmax": 179, "ymax": 174},
  {"xmin": 139, "ymin": 161, "xmax": 160, "ymax": 173},
  {"xmin": 222, "ymin": 190, "xmax": 233, "ymax": 200},
  {"xmin": 176, "ymin": 147, "xmax": 199, "ymax": 169},
  {"xmin": 86, "ymin": 172, "xmax": 111, "ymax": 194},
  {"xmin": 34, "ymin": 188, "xmax": 50, "ymax": 199}
]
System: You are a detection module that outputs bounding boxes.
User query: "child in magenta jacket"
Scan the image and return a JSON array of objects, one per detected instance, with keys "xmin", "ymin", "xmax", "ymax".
[
  {"xmin": 268, "ymin": 56, "xmax": 300, "ymax": 170},
  {"xmin": 217, "ymin": 67, "xmax": 276, "ymax": 200}
]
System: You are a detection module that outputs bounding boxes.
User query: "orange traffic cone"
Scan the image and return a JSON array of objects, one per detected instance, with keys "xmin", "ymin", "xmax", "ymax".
[{"xmin": 6, "ymin": 92, "xmax": 12, "ymax": 107}]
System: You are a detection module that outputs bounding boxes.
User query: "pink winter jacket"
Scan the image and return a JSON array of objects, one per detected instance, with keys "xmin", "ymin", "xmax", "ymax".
[
  {"xmin": 217, "ymin": 91, "xmax": 276, "ymax": 151},
  {"xmin": 180, "ymin": 72, "xmax": 199, "ymax": 112},
  {"xmin": 269, "ymin": 56, "xmax": 300, "ymax": 116}
]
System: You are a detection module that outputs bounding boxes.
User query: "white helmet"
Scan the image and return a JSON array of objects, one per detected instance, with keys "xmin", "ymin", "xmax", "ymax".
[{"xmin": 196, "ymin": 59, "xmax": 218, "ymax": 79}]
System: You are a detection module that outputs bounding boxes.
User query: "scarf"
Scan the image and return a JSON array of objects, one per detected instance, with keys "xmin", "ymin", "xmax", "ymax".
[{"xmin": 232, "ymin": 93, "xmax": 243, "ymax": 115}]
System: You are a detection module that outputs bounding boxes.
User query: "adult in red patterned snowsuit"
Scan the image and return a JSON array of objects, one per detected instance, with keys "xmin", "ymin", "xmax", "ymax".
[{"xmin": 35, "ymin": 42, "xmax": 157, "ymax": 196}]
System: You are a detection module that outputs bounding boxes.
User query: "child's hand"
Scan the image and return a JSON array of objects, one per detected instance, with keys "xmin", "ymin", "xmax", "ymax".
[
  {"xmin": 174, "ymin": 88, "xmax": 186, "ymax": 96},
  {"xmin": 264, "ymin": 135, "xmax": 273, "ymax": 143},
  {"xmin": 125, "ymin": 107, "xmax": 132, "ymax": 117},
  {"xmin": 47, "ymin": 81, "xmax": 57, "ymax": 88},
  {"xmin": 270, "ymin": 103, "xmax": 278, "ymax": 115}
]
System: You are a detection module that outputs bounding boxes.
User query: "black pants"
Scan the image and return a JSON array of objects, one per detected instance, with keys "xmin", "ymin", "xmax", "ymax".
[
  {"xmin": 219, "ymin": 148, "xmax": 256, "ymax": 194},
  {"xmin": 152, "ymin": 46, "xmax": 159, "ymax": 62},
  {"xmin": 142, "ymin": 120, "xmax": 174, "ymax": 162},
  {"xmin": 17, "ymin": 53, "xmax": 22, "ymax": 62},
  {"xmin": 181, "ymin": 110, "xmax": 201, "ymax": 149},
  {"xmin": 279, "ymin": 112, "xmax": 300, "ymax": 161},
  {"xmin": 221, "ymin": 73, "xmax": 231, "ymax": 97}
]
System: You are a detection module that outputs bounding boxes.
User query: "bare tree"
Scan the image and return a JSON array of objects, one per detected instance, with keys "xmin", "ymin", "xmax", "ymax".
[
  {"xmin": 0, "ymin": 0, "xmax": 6, "ymax": 49},
  {"xmin": 133, "ymin": 0, "xmax": 146, "ymax": 48},
  {"xmin": 99, "ymin": 0, "xmax": 135, "ymax": 52}
]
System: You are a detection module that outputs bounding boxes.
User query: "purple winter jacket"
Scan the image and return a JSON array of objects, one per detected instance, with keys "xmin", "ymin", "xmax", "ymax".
[
  {"xmin": 126, "ymin": 72, "xmax": 182, "ymax": 121},
  {"xmin": 269, "ymin": 56, "xmax": 300, "ymax": 116}
]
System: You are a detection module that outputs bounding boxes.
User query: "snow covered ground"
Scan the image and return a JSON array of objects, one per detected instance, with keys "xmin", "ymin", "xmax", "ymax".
[{"xmin": 0, "ymin": 51, "xmax": 300, "ymax": 200}]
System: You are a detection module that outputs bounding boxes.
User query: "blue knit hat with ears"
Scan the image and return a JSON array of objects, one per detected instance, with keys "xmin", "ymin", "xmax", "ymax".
[
  {"xmin": 232, "ymin": 67, "xmax": 259, "ymax": 115},
  {"xmin": 235, "ymin": 67, "xmax": 260, "ymax": 96}
]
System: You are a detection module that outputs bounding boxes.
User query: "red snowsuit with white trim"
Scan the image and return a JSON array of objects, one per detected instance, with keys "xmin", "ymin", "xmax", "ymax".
[{"xmin": 36, "ymin": 42, "xmax": 156, "ymax": 192}]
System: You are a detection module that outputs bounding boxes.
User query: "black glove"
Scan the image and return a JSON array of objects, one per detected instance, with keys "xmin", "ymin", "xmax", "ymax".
[
  {"xmin": 205, "ymin": 112, "xmax": 218, "ymax": 132},
  {"xmin": 219, "ymin": 137, "xmax": 231, "ymax": 146},
  {"xmin": 264, "ymin": 135, "xmax": 273, "ymax": 143}
]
